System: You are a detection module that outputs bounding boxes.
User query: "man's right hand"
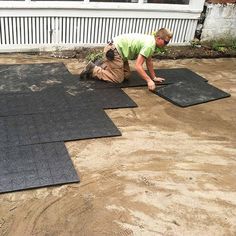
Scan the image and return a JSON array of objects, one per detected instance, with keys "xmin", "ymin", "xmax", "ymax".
[{"xmin": 147, "ymin": 79, "xmax": 156, "ymax": 91}]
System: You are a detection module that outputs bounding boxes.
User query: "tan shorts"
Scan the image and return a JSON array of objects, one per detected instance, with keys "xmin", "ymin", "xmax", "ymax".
[{"xmin": 92, "ymin": 44, "xmax": 131, "ymax": 83}]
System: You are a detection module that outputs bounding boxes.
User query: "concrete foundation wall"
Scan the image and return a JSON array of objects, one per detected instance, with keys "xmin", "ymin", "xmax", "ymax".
[{"xmin": 201, "ymin": 3, "xmax": 236, "ymax": 41}]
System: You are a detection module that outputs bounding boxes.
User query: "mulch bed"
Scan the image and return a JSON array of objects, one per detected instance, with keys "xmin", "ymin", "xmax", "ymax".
[{"xmin": 153, "ymin": 46, "xmax": 236, "ymax": 60}]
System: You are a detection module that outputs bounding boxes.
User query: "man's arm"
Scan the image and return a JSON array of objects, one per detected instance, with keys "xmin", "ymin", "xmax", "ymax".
[
  {"xmin": 146, "ymin": 57, "xmax": 165, "ymax": 83},
  {"xmin": 146, "ymin": 57, "xmax": 155, "ymax": 79},
  {"xmin": 135, "ymin": 54, "xmax": 156, "ymax": 91}
]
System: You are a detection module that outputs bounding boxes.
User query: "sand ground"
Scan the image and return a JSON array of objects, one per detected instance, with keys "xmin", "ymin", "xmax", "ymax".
[{"xmin": 0, "ymin": 55, "xmax": 236, "ymax": 236}]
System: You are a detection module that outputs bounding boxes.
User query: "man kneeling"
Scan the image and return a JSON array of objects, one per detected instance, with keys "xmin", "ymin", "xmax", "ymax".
[{"xmin": 80, "ymin": 28, "xmax": 173, "ymax": 91}]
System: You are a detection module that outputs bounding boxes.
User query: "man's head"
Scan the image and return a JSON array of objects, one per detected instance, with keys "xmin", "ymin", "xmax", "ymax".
[{"xmin": 154, "ymin": 28, "xmax": 173, "ymax": 48}]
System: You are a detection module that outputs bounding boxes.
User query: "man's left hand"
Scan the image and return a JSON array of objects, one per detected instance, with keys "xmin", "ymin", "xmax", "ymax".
[{"xmin": 153, "ymin": 77, "xmax": 165, "ymax": 83}]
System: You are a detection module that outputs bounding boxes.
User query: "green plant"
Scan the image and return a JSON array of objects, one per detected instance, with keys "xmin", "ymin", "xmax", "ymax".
[
  {"xmin": 86, "ymin": 51, "xmax": 103, "ymax": 62},
  {"xmin": 215, "ymin": 46, "xmax": 228, "ymax": 53},
  {"xmin": 190, "ymin": 39, "xmax": 201, "ymax": 48},
  {"xmin": 204, "ymin": 37, "xmax": 236, "ymax": 52},
  {"xmin": 155, "ymin": 47, "xmax": 167, "ymax": 55},
  {"xmin": 231, "ymin": 40, "xmax": 236, "ymax": 49},
  {"xmin": 212, "ymin": 42, "xmax": 226, "ymax": 52}
]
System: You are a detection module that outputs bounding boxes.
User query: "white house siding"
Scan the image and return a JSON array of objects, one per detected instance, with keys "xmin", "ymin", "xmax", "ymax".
[
  {"xmin": 0, "ymin": 0, "xmax": 205, "ymax": 52},
  {"xmin": 201, "ymin": 3, "xmax": 236, "ymax": 41}
]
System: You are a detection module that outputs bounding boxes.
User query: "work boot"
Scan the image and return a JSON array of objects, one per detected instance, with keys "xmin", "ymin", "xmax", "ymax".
[{"xmin": 80, "ymin": 61, "xmax": 95, "ymax": 79}]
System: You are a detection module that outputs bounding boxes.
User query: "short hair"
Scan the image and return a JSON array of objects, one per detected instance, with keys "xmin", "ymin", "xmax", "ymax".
[{"xmin": 155, "ymin": 28, "xmax": 173, "ymax": 39}]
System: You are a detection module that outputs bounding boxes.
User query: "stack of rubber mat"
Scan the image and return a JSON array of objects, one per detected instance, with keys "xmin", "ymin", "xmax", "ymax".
[{"xmin": 0, "ymin": 63, "xmax": 230, "ymax": 193}]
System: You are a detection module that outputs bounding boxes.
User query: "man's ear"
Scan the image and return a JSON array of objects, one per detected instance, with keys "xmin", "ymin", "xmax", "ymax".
[{"xmin": 155, "ymin": 37, "xmax": 160, "ymax": 45}]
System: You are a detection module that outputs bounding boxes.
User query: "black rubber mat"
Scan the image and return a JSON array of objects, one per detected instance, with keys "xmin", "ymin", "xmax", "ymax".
[
  {"xmin": 1, "ymin": 63, "xmax": 216, "ymax": 193},
  {"xmin": 0, "ymin": 63, "xmax": 71, "ymax": 79},
  {"xmin": 156, "ymin": 80, "xmax": 231, "ymax": 107},
  {"xmin": 0, "ymin": 87, "xmax": 67, "ymax": 116},
  {"xmin": 0, "ymin": 64, "xmax": 207, "ymax": 93},
  {"xmin": 119, "ymin": 74, "xmax": 147, "ymax": 88},
  {"xmin": 127, "ymin": 68, "xmax": 207, "ymax": 87},
  {"xmin": 66, "ymin": 87, "xmax": 137, "ymax": 110},
  {"xmin": 0, "ymin": 63, "xmax": 76, "ymax": 94},
  {"xmin": 0, "ymin": 108, "xmax": 121, "ymax": 147},
  {"xmin": 77, "ymin": 68, "xmax": 208, "ymax": 89},
  {"xmin": 0, "ymin": 142, "xmax": 79, "ymax": 193},
  {"xmin": 0, "ymin": 87, "xmax": 137, "ymax": 116},
  {"xmin": 77, "ymin": 77, "xmax": 116, "ymax": 89},
  {"xmin": 0, "ymin": 63, "xmax": 137, "ymax": 193},
  {"xmin": 77, "ymin": 74, "xmax": 147, "ymax": 89},
  {"xmin": 0, "ymin": 63, "xmax": 204, "ymax": 91},
  {"xmin": 154, "ymin": 68, "xmax": 208, "ymax": 84}
]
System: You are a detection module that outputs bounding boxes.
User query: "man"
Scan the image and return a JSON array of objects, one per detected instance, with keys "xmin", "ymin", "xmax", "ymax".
[{"xmin": 80, "ymin": 28, "xmax": 173, "ymax": 91}]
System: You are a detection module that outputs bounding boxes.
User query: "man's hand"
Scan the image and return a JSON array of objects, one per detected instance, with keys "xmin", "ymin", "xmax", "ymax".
[
  {"xmin": 153, "ymin": 77, "xmax": 165, "ymax": 83},
  {"xmin": 147, "ymin": 79, "xmax": 156, "ymax": 91}
]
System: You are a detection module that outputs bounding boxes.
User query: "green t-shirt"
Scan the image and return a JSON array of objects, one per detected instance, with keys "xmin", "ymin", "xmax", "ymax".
[{"xmin": 114, "ymin": 33, "xmax": 156, "ymax": 61}]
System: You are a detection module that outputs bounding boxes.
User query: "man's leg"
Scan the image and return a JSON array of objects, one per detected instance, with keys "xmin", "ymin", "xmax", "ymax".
[
  {"xmin": 92, "ymin": 44, "xmax": 125, "ymax": 83},
  {"xmin": 124, "ymin": 60, "xmax": 131, "ymax": 80}
]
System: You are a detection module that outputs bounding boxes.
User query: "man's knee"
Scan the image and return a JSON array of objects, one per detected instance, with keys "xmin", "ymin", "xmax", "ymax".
[{"xmin": 124, "ymin": 71, "xmax": 131, "ymax": 80}]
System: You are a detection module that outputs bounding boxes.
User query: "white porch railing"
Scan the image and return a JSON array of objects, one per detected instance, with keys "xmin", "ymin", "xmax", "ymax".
[{"xmin": 0, "ymin": 0, "xmax": 205, "ymax": 52}]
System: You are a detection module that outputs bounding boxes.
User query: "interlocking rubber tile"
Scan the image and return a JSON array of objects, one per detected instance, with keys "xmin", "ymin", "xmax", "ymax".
[
  {"xmin": 154, "ymin": 68, "xmax": 208, "ymax": 84},
  {"xmin": 0, "ymin": 108, "xmax": 121, "ymax": 147},
  {"xmin": 156, "ymin": 80, "xmax": 230, "ymax": 107},
  {"xmin": 0, "ymin": 87, "xmax": 68, "ymax": 116},
  {"xmin": 0, "ymin": 63, "xmax": 76, "ymax": 94},
  {"xmin": 127, "ymin": 68, "xmax": 208, "ymax": 87},
  {"xmin": 0, "ymin": 64, "xmax": 208, "ymax": 93},
  {"xmin": 0, "ymin": 142, "xmax": 79, "ymax": 193},
  {"xmin": 0, "ymin": 63, "xmax": 227, "ymax": 194},
  {"xmin": 0, "ymin": 87, "xmax": 137, "ymax": 117},
  {"xmin": 119, "ymin": 75, "xmax": 147, "ymax": 88},
  {"xmin": 77, "ymin": 75, "xmax": 146, "ymax": 89},
  {"xmin": 77, "ymin": 68, "xmax": 208, "ymax": 89},
  {"xmin": 66, "ymin": 87, "xmax": 137, "ymax": 110},
  {"xmin": 0, "ymin": 63, "xmax": 71, "ymax": 79}
]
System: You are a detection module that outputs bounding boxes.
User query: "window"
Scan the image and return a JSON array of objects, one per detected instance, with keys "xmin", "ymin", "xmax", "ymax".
[
  {"xmin": 90, "ymin": 0, "xmax": 137, "ymax": 2},
  {"xmin": 146, "ymin": 0, "xmax": 189, "ymax": 4},
  {"xmin": 86, "ymin": 0, "xmax": 189, "ymax": 2},
  {"xmin": 3, "ymin": 0, "xmax": 189, "ymax": 3}
]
